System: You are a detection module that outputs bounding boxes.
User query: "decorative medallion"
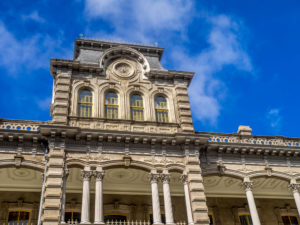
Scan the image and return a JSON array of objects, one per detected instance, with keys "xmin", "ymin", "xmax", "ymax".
[{"xmin": 110, "ymin": 59, "xmax": 136, "ymax": 79}]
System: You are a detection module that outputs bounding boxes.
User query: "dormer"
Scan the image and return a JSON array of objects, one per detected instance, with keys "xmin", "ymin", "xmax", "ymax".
[{"xmin": 50, "ymin": 39, "xmax": 194, "ymax": 133}]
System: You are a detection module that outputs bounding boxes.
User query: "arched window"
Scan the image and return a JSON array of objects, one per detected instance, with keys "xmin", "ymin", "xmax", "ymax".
[
  {"xmin": 78, "ymin": 89, "xmax": 92, "ymax": 117},
  {"xmin": 130, "ymin": 94, "xmax": 144, "ymax": 121},
  {"xmin": 105, "ymin": 92, "xmax": 119, "ymax": 119},
  {"xmin": 155, "ymin": 96, "xmax": 168, "ymax": 123}
]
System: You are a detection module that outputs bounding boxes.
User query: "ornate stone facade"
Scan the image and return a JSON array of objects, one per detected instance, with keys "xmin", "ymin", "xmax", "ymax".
[{"xmin": 0, "ymin": 38, "xmax": 300, "ymax": 225}]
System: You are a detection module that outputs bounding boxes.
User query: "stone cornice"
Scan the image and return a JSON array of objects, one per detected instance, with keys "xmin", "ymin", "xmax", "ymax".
[
  {"xmin": 38, "ymin": 124, "xmax": 208, "ymax": 146},
  {"xmin": 147, "ymin": 70, "xmax": 194, "ymax": 86},
  {"xmin": 74, "ymin": 38, "xmax": 165, "ymax": 60},
  {"xmin": 50, "ymin": 59, "xmax": 102, "ymax": 77}
]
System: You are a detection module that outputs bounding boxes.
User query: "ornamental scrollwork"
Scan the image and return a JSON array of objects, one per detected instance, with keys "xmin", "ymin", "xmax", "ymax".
[
  {"xmin": 160, "ymin": 173, "xmax": 171, "ymax": 184},
  {"xmin": 94, "ymin": 171, "xmax": 105, "ymax": 181},
  {"xmin": 149, "ymin": 173, "xmax": 160, "ymax": 183},
  {"xmin": 81, "ymin": 170, "xmax": 93, "ymax": 181},
  {"xmin": 243, "ymin": 181, "xmax": 253, "ymax": 191},
  {"xmin": 289, "ymin": 183, "xmax": 300, "ymax": 193}
]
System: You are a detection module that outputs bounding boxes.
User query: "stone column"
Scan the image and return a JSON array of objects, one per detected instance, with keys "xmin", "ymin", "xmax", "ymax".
[
  {"xmin": 181, "ymin": 174, "xmax": 194, "ymax": 225},
  {"xmin": 289, "ymin": 180, "xmax": 300, "ymax": 217},
  {"xmin": 161, "ymin": 172, "xmax": 175, "ymax": 225},
  {"xmin": 149, "ymin": 173, "xmax": 162, "ymax": 225},
  {"xmin": 81, "ymin": 166, "xmax": 92, "ymax": 224},
  {"xmin": 60, "ymin": 168, "xmax": 69, "ymax": 223},
  {"xmin": 94, "ymin": 166, "xmax": 105, "ymax": 225},
  {"xmin": 243, "ymin": 178, "xmax": 261, "ymax": 225}
]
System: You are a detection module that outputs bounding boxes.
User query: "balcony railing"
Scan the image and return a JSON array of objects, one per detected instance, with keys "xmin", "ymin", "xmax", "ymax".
[{"xmin": 62, "ymin": 221, "xmax": 187, "ymax": 225}]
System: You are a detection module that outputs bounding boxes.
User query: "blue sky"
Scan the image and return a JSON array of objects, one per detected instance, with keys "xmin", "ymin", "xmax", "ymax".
[{"xmin": 0, "ymin": 0, "xmax": 300, "ymax": 137}]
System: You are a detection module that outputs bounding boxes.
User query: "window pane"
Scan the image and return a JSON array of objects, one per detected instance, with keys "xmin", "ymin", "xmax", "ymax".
[
  {"xmin": 19, "ymin": 212, "xmax": 29, "ymax": 225},
  {"xmin": 79, "ymin": 90, "xmax": 92, "ymax": 103},
  {"xmin": 130, "ymin": 94, "xmax": 144, "ymax": 121},
  {"xmin": 105, "ymin": 92, "xmax": 118, "ymax": 119},
  {"xmin": 105, "ymin": 92, "xmax": 118, "ymax": 105},
  {"xmin": 131, "ymin": 95, "xmax": 143, "ymax": 107},
  {"xmin": 8, "ymin": 212, "xmax": 18, "ymax": 225},
  {"xmin": 155, "ymin": 96, "xmax": 168, "ymax": 123},
  {"xmin": 73, "ymin": 212, "xmax": 81, "ymax": 223},
  {"xmin": 248, "ymin": 215, "xmax": 253, "ymax": 225},
  {"xmin": 290, "ymin": 216, "xmax": 299, "ymax": 225},
  {"xmin": 78, "ymin": 89, "xmax": 92, "ymax": 117},
  {"xmin": 65, "ymin": 212, "xmax": 72, "ymax": 223},
  {"xmin": 239, "ymin": 216, "xmax": 249, "ymax": 225},
  {"xmin": 155, "ymin": 96, "xmax": 167, "ymax": 109},
  {"xmin": 209, "ymin": 215, "xmax": 214, "ymax": 225}
]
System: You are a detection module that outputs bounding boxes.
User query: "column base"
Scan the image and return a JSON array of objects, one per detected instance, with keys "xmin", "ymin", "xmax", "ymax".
[
  {"xmin": 94, "ymin": 223, "xmax": 105, "ymax": 225},
  {"xmin": 80, "ymin": 222, "xmax": 91, "ymax": 224},
  {"xmin": 153, "ymin": 223, "xmax": 164, "ymax": 225},
  {"xmin": 166, "ymin": 223, "xmax": 176, "ymax": 225}
]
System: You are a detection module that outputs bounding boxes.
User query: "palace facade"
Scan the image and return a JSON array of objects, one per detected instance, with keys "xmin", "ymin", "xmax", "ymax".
[{"xmin": 0, "ymin": 39, "xmax": 300, "ymax": 225}]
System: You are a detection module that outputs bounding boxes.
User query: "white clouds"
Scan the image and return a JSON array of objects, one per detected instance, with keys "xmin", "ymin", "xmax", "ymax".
[
  {"xmin": 84, "ymin": 0, "xmax": 192, "ymax": 43},
  {"xmin": 83, "ymin": 0, "xmax": 253, "ymax": 125},
  {"xmin": 266, "ymin": 108, "xmax": 282, "ymax": 130},
  {"xmin": 21, "ymin": 11, "xmax": 45, "ymax": 23},
  {"xmin": 172, "ymin": 15, "xmax": 252, "ymax": 124},
  {"xmin": 0, "ymin": 22, "xmax": 71, "ymax": 74}
]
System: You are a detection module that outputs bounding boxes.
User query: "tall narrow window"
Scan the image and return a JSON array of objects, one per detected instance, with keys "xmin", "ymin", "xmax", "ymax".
[
  {"xmin": 208, "ymin": 214, "xmax": 214, "ymax": 225},
  {"xmin": 78, "ymin": 89, "xmax": 92, "ymax": 117},
  {"xmin": 105, "ymin": 92, "xmax": 118, "ymax": 119},
  {"xmin": 7, "ymin": 211, "xmax": 30, "ymax": 225},
  {"xmin": 65, "ymin": 211, "xmax": 81, "ymax": 223},
  {"xmin": 155, "ymin": 96, "xmax": 168, "ymax": 123},
  {"xmin": 282, "ymin": 215, "xmax": 299, "ymax": 225},
  {"xmin": 130, "ymin": 94, "xmax": 144, "ymax": 121},
  {"xmin": 239, "ymin": 215, "xmax": 253, "ymax": 225}
]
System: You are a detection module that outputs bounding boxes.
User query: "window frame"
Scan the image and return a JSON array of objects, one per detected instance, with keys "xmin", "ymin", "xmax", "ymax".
[
  {"xmin": 7, "ymin": 210, "xmax": 31, "ymax": 225},
  {"xmin": 105, "ymin": 91, "xmax": 119, "ymax": 119},
  {"xmin": 154, "ymin": 95, "xmax": 169, "ymax": 123},
  {"xmin": 281, "ymin": 214, "xmax": 299, "ymax": 225},
  {"xmin": 208, "ymin": 214, "xmax": 215, "ymax": 225},
  {"xmin": 78, "ymin": 88, "xmax": 93, "ymax": 117},
  {"xmin": 130, "ymin": 93, "xmax": 144, "ymax": 121},
  {"xmin": 64, "ymin": 210, "xmax": 81, "ymax": 223},
  {"xmin": 239, "ymin": 214, "xmax": 252, "ymax": 225}
]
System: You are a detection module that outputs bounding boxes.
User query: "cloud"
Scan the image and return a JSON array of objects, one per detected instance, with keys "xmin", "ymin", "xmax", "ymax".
[
  {"xmin": 21, "ymin": 11, "xmax": 45, "ymax": 23},
  {"xmin": 84, "ymin": 0, "xmax": 193, "ymax": 43},
  {"xmin": 266, "ymin": 108, "xmax": 282, "ymax": 130},
  {"xmin": 0, "ymin": 21, "xmax": 72, "ymax": 75},
  {"xmin": 172, "ymin": 15, "xmax": 253, "ymax": 124},
  {"xmin": 83, "ymin": 0, "xmax": 253, "ymax": 125}
]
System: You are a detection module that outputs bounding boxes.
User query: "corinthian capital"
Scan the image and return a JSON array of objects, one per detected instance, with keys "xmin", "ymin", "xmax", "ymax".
[
  {"xmin": 160, "ymin": 173, "xmax": 171, "ymax": 184},
  {"xmin": 289, "ymin": 183, "xmax": 300, "ymax": 193},
  {"xmin": 94, "ymin": 170, "xmax": 105, "ymax": 181},
  {"xmin": 243, "ymin": 181, "xmax": 253, "ymax": 191},
  {"xmin": 81, "ymin": 170, "xmax": 93, "ymax": 181},
  {"xmin": 180, "ymin": 174, "xmax": 188, "ymax": 184},
  {"xmin": 149, "ymin": 173, "xmax": 160, "ymax": 183}
]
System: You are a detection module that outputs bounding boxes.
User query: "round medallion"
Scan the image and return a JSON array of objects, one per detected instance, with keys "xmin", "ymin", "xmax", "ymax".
[{"xmin": 112, "ymin": 60, "xmax": 135, "ymax": 79}]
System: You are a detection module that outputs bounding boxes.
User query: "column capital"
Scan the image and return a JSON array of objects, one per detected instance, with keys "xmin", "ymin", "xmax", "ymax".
[
  {"xmin": 180, "ymin": 174, "xmax": 188, "ymax": 184},
  {"xmin": 94, "ymin": 171, "xmax": 105, "ymax": 181},
  {"xmin": 161, "ymin": 173, "xmax": 171, "ymax": 184},
  {"xmin": 243, "ymin": 181, "xmax": 253, "ymax": 191},
  {"xmin": 149, "ymin": 173, "xmax": 160, "ymax": 183},
  {"xmin": 289, "ymin": 183, "xmax": 300, "ymax": 193},
  {"xmin": 81, "ymin": 170, "xmax": 93, "ymax": 181}
]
